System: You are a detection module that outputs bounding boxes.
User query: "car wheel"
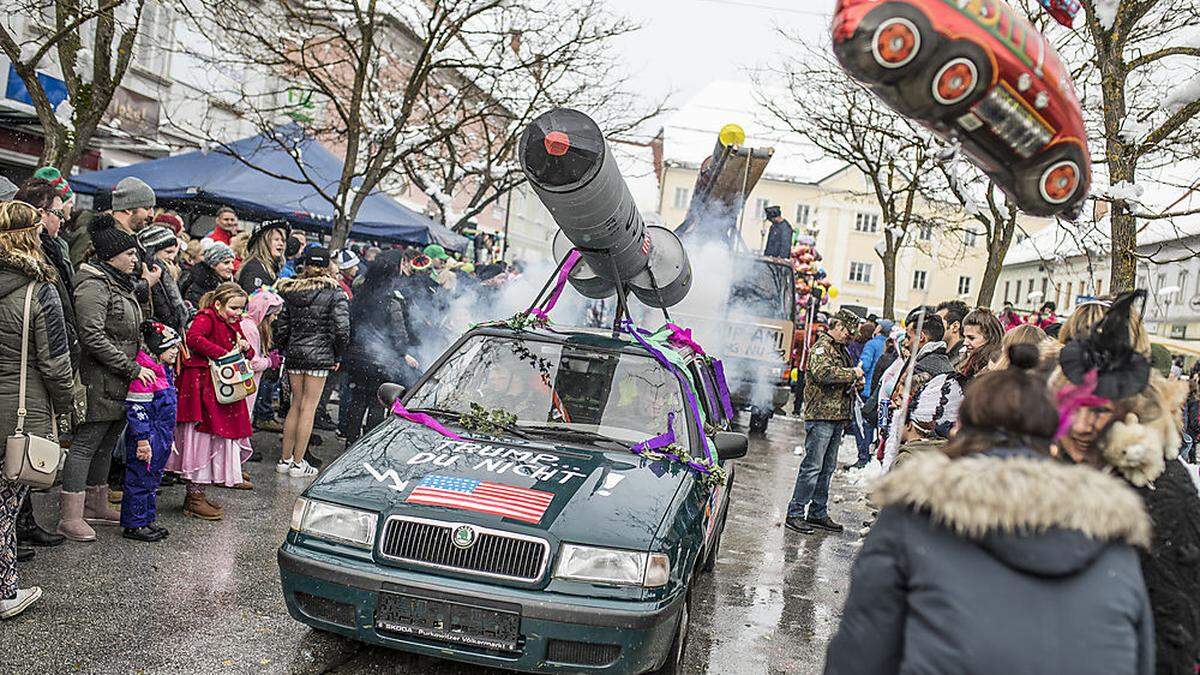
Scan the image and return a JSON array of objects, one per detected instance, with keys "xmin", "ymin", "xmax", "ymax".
[
  {"xmin": 1014, "ymin": 144, "xmax": 1088, "ymax": 217},
  {"xmin": 653, "ymin": 581, "xmax": 693, "ymax": 674},
  {"xmin": 900, "ymin": 40, "xmax": 993, "ymax": 121},
  {"xmin": 748, "ymin": 409, "xmax": 770, "ymax": 434},
  {"xmin": 834, "ymin": 3, "xmax": 936, "ymax": 85}
]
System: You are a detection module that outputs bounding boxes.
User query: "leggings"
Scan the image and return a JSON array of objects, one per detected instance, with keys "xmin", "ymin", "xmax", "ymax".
[
  {"xmin": 62, "ymin": 419, "xmax": 126, "ymax": 493},
  {"xmin": 1, "ymin": 480, "xmax": 29, "ymax": 599}
]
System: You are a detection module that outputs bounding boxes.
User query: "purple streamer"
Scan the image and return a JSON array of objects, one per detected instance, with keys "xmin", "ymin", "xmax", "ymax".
[
  {"xmin": 631, "ymin": 412, "xmax": 677, "ymax": 455},
  {"xmin": 665, "ymin": 323, "xmax": 706, "ymax": 356},
  {"xmin": 621, "ymin": 319, "xmax": 714, "ymax": 464},
  {"xmin": 391, "ymin": 398, "xmax": 464, "ymax": 441},
  {"xmin": 711, "ymin": 359, "xmax": 735, "ymax": 419},
  {"xmin": 532, "ymin": 250, "xmax": 582, "ymax": 317}
]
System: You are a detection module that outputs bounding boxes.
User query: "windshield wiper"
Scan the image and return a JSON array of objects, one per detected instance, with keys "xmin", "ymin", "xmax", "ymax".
[
  {"xmin": 518, "ymin": 424, "xmax": 629, "ymax": 449},
  {"xmin": 406, "ymin": 406, "xmax": 533, "ymax": 439}
]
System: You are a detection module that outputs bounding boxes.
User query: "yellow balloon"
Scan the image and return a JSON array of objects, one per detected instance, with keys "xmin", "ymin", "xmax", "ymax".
[
  {"xmin": 719, "ymin": 123, "xmax": 746, "ymax": 147},
  {"xmin": 828, "ymin": 286, "xmax": 839, "ymax": 300}
]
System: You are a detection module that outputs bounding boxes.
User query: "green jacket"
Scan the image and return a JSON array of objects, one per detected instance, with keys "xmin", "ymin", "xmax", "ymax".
[
  {"xmin": 803, "ymin": 332, "xmax": 857, "ymax": 421},
  {"xmin": 74, "ymin": 262, "xmax": 143, "ymax": 422}
]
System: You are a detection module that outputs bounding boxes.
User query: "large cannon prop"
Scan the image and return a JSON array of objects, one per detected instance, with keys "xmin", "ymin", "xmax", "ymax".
[{"xmin": 832, "ymin": 0, "xmax": 1091, "ymax": 218}]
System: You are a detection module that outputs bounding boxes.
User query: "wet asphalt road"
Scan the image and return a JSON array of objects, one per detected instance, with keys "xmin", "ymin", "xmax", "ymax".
[{"xmin": 5, "ymin": 414, "xmax": 874, "ymax": 675}]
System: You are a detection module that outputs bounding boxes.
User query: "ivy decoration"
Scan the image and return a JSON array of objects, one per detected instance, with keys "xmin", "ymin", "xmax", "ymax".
[
  {"xmin": 458, "ymin": 402, "xmax": 519, "ymax": 435},
  {"xmin": 638, "ymin": 442, "xmax": 728, "ymax": 488},
  {"xmin": 503, "ymin": 310, "xmax": 550, "ymax": 332}
]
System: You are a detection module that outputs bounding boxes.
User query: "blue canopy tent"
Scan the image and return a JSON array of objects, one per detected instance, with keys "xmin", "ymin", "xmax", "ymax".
[{"xmin": 70, "ymin": 126, "xmax": 468, "ymax": 251}]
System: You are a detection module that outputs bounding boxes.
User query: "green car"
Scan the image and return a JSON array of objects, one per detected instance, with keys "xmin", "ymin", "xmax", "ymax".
[{"xmin": 278, "ymin": 324, "xmax": 747, "ymax": 673}]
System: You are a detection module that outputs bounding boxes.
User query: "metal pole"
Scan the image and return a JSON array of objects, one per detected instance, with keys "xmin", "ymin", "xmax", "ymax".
[
  {"xmin": 501, "ymin": 187, "xmax": 514, "ymax": 262},
  {"xmin": 894, "ymin": 308, "xmax": 927, "ymax": 437}
]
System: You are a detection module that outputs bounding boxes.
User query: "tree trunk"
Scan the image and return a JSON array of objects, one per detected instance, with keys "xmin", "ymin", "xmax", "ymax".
[
  {"xmin": 1109, "ymin": 198, "xmax": 1138, "ymax": 293},
  {"xmin": 976, "ymin": 212, "xmax": 1016, "ymax": 307},
  {"xmin": 330, "ymin": 215, "xmax": 352, "ymax": 250},
  {"xmin": 881, "ymin": 248, "xmax": 897, "ymax": 320}
]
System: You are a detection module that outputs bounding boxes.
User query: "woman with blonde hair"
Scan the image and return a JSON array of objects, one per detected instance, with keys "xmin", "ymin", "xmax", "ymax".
[
  {"xmin": 237, "ymin": 220, "xmax": 288, "ymax": 294},
  {"xmin": 0, "ymin": 201, "xmax": 74, "ymax": 617},
  {"xmin": 988, "ymin": 323, "xmax": 1048, "ymax": 370}
]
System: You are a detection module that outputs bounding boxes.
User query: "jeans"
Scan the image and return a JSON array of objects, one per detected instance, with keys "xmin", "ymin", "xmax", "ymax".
[
  {"xmin": 254, "ymin": 368, "xmax": 280, "ymax": 422},
  {"xmin": 62, "ymin": 419, "xmax": 126, "ymax": 493},
  {"xmin": 853, "ymin": 415, "xmax": 874, "ymax": 466},
  {"xmin": 787, "ymin": 420, "xmax": 846, "ymax": 519}
]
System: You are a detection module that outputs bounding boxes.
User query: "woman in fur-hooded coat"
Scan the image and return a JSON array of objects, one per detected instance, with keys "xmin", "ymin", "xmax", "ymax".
[{"xmin": 827, "ymin": 344, "xmax": 1156, "ymax": 675}]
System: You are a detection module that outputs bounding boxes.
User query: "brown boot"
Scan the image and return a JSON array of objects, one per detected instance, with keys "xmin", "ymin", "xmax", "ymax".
[
  {"xmin": 56, "ymin": 491, "xmax": 97, "ymax": 542},
  {"xmin": 83, "ymin": 486, "xmax": 121, "ymax": 526},
  {"xmin": 203, "ymin": 493, "xmax": 225, "ymax": 514},
  {"xmin": 184, "ymin": 492, "xmax": 223, "ymax": 520}
]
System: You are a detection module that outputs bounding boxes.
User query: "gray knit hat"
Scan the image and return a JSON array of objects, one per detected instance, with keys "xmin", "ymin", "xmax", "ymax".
[
  {"xmin": 137, "ymin": 225, "xmax": 177, "ymax": 257},
  {"xmin": 111, "ymin": 177, "xmax": 156, "ymax": 211},
  {"xmin": 0, "ymin": 175, "xmax": 16, "ymax": 201},
  {"xmin": 203, "ymin": 241, "xmax": 235, "ymax": 267}
]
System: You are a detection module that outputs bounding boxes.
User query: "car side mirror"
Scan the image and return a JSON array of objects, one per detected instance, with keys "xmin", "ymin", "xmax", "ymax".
[
  {"xmin": 714, "ymin": 432, "xmax": 748, "ymax": 461},
  {"xmin": 377, "ymin": 383, "xmax": 406, "ymax": 408}
]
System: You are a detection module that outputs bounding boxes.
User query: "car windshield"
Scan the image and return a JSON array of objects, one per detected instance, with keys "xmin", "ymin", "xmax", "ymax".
[{"xmin": 406, "ymin": 335, "xmax": 690, "ymax": 447}]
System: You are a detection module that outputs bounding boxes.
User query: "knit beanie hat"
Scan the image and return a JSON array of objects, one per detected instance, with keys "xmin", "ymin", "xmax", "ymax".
[
  {"xmin": 152, "ymin": 212, "xmax": 184, "ymax": 234},
  {"xmin": 0, "ymin": 175, "xmax": 16, "ymax": 201},
  {"xmin": 138, "ymin": 225, "xmax": 178, "ymax": 257},
  {"xmin": 88, "ymin": 213, "xmax": 139, "ymax": 261},
  {"xmin": 302, "ymin": 245, "xmax": 331, "ymax": 269},
  {"xmin": 33, "ymin": 166, "xmax": 73, "ymax": 202},
  {"xmin": 92, "ymin": 187, "xmax": 112, "ymax": 212},
  {"xmin": 334, "ymin": 248, "xmax": 360, "ymax": 270},
  {"xmin": 141, "ymin": 320, "xmax": 180, "ymax": 355},
  {"xmin": 111, "ymin": 177, "xmax": 156, "ymax": 211},
  {"xmin": 203, "ymin": 241, "xmax": 235, "ymax": 267}
]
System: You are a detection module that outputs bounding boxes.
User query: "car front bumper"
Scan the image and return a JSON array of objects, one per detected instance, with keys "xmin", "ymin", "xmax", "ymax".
[{"xmin": 278, "ymin": 543, "xmax": 683, "ymax": 673}]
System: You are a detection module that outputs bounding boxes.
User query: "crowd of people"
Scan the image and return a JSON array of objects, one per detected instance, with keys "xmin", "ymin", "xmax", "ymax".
[
  {"xmin": 0, "ymin": 170, "xmax": 519, "ymax": 619},
  {"xmin": 787, "ymin": 291, "xmax": 1200, "ymax": 674}
]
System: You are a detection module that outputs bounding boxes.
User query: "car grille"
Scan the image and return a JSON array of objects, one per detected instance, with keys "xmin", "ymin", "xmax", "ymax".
[
  {"xmin": 378, "ymin": 516, "xmax": 549, "ymax": 583},
  {"xmin": 546, "ymin": 639, "xmax": 622, "ymax": 667},
  {"xmin": 972, "ymin": 85, "xmax": 1053, "ymax": 159}
]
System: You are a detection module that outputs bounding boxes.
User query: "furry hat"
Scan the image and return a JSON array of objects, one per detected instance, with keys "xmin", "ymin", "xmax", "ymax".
[{"xmin": 1095, "ymin": 375, "xmax": 1188, "ymax": 487}]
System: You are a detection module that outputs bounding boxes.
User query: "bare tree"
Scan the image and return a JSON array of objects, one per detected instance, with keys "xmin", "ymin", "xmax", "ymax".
[
  {"xmin": 181, "ymin": 0, "xmax": 654, "ymax": 248},
  {"xmin": 0, "ymin": 0, "xmax": 146, "ymax": 173},
  {"xmin": 1022, "ymin": 0, "xmax": 1200, "ymax": 292},
  {"xmin": 760, "ymin": 47, "xmax": 939, "ymax": 320}
]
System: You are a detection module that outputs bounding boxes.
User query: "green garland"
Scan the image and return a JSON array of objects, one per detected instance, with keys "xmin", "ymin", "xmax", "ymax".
[
  {"xmin": 639, "ymin": 443, "xmax": 728, "ymax": 488},
  {"xmin": 458, "ymin": 402, "xmax": 519, "ymax": 435}
]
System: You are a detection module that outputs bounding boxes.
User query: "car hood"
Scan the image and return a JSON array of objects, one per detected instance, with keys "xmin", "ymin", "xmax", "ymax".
[{"xmin": 306, "ymin": 418, "xmax": 694, "ymax": 551}]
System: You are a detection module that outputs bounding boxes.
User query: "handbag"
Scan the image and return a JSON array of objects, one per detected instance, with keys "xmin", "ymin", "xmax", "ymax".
[
  {"xmin": 210, "ymin": 349, "xmax": 257, "ymax": 404},
  {"xmin": 4, "ymin": 284, "xmax": 65, "ymax": 488}
]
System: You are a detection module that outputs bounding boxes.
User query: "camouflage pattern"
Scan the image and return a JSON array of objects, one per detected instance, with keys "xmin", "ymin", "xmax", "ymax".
[
  {"xmin": 803, "ymin": 332, "xmax": 859, "ymax": 421},
  {"xmin": 833, "ymin": 308, "xmax": 862, "ymax": 334}
]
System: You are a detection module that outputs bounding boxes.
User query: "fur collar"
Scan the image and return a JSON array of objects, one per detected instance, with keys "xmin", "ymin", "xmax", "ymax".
[
  {"xmin": 277, "ymin": 275, "xmax": 338, "ymax": 293},
  {"xmin": 0, "ymin": 248, "xmax": 56, "ymax": 282},
  {"xmin": 873, "ymin": 449, "xmax": 1151, "ymax": 547}
]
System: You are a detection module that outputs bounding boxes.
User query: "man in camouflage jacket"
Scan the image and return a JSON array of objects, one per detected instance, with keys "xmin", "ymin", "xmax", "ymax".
[{"xmin": 786, "ymin": 308, "xmax": 864, "ymax": 534}]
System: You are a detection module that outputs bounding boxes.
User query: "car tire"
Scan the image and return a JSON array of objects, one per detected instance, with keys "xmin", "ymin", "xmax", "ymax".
[
  {"xmin": 748, "ymin": 409, "xmax": 770, "ymax": 434},
  {"xmin": 901, "ymin": 40, "xmax": 993, "ymax": 121},
  {"xmin": 652, "ymin": 579, "xmax": 693, "ymax": 675},
  {"xmin": 834, "ymin": 2, "xmax": 937, "ymax": 85},
  {"xmin": 1013, "ymin": 144, "xmax": 1088, "ymax": 217}
]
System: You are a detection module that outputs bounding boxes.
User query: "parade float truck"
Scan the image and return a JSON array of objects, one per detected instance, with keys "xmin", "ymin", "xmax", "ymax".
[
  {"xmin": 278, "ymin": 108, "xmax": 746, "ymax": 674},
  {"xmin": 671, "ymin": 124, "xmax": 795, "ymax": 434},
  {"xmin": 833, "ymin": 0, "xmax": 1091, "ymax": 217}
]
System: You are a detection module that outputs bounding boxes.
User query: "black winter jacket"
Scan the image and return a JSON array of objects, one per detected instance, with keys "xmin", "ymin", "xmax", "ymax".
[
  {"xmin": 149, "ymin": 265, "xmax": 192, "ymax": 333},
  {"xmin": 275, "ymin": 275, "xmax": 350, "ymax": 371},
  {"xmin": 40, "ymin": 232, "xmax": 79, "ymax": 371},
  {"xmin": 346, "ymin": 275, "xmax": 415, "ymax": 384},
  {"xmin": 826, "ymin": 447, "xmax": 1155, "ymax": 675},
  {"xmin": 180, "ymin": 262, "xmax": 225, "ymax": 308},
  {"xmin": 237, "ymin": 257, "xmax": 278, "ymax": 295},
  {"xmin": 1136, "ymin": 459, "xmax": 1200, "ymax": 675}
]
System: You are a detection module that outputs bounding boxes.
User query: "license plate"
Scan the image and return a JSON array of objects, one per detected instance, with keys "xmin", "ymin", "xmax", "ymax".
[{"xmin": 375, "ymin": 592, "xmax": 521, "ymax": 652}]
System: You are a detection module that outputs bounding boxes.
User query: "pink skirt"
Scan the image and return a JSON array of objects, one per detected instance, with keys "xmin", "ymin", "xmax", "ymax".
[{"xmin": 166, "ymin": 422, "xmax": 252, "ymax": 487}]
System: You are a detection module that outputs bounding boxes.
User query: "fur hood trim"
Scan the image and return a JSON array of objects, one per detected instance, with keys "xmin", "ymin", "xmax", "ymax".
[
  {"xmin": 873, "ymin": 450, "xmax": 1151, "ymax": 548},
  {"xmin": 276, "ymin": 275, "xmax": 338, "ymax": 293},
  {"xmin": 0, "ymin": 248, "xmax": 56, "ymax": 283}
]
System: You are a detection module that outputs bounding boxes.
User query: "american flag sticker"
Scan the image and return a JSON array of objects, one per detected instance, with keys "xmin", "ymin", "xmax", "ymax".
[{"xmin": 405, "ymin": 475, "xmax": 554, "ymax": 524}]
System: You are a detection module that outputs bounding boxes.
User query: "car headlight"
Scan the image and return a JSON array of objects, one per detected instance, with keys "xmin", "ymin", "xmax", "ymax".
[
  {"xmin": 290, "ymin": 497, "xmax": 377, "ymax": 549},
  {"xmin": 554, "ymin": 544, "xmax": 670, "ymax": 587}
]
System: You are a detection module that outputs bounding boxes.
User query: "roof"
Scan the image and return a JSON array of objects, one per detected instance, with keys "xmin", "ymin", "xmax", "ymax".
[{"xmin": 659, "ymin": 80, "xmax": 847, "ymax": 185}]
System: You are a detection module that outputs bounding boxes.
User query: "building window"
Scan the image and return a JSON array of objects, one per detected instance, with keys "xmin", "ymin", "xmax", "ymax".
[
  {"xmin": 1171, "ymin": 324, "xmax": 1188, "ymax": 339},
  {"xmin": 958, "ymin": 276, "xmax": 972, "ymax": 296},
  {"xmin": 673, "ymin": 187, "xmax": 689, "ymax": 209},
  {"xmin": 918, "ymin": 224, "xmax": 932, "ymax": 241},
  {"xmin": 795, "ymin": 204, "xmax": 810, "ymax": 225},
  {"xmin": 134, "ymin": 0, "xmax": 174, "ymax": 75},
  {"xmin": 1095, "ymin": 278, "xmax": 1103, "ymax": 296},
  {"xmin": 1178, "ymin": 270, "xmax": 1189, "ymax": 299},
  {"xmin": 1066, "ymin": 282, "xmax": 1073, "ymax": 308},
  {"xmin": 1004, "ymin": 280, "xmax": 1010, "ymax": 303},
  {"xmin": 1015, "ymin": 280, "xmax": 1022, "ymax": 305},
  {"xmin": 913, "ymin": 269, "xmax": 927, "ymax": 291},
  {"xmin": 1041, "ymin": 278, "xmax": 1049, "ymax": 300},
  {"xmin": 963, "ymin": 230, "xmax": 977, "ymax": 247},
  {"xmin": 848, "ymin": 262, "xmax": 873, "ymax": 284},
  {"xmin": 754, "ymin": 198, "xmax": 769, "ymax": 219},
  {"xmin": 854, "ymin": 212, "xmax": 879, "ymax": 233},
  {"xmin": 1026, "ymin": 278, "xmax": 1035, "ymax": 301}
]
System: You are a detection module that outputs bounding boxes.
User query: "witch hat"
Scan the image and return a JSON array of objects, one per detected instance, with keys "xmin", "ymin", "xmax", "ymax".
[{"xmin": 1059, "ymin": 290, "xmax": 1151, "ymax": 400}]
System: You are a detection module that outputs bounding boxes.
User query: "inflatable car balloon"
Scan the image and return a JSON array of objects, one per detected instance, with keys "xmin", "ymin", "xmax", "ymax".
[{"xmin": 832, "ymin": 0, "xmax": 1091, "ymax": 217}]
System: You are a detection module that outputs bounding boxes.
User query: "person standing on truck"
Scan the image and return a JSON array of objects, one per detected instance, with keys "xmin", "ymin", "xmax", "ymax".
[
  {"xmin": 786, "ymin": 309, "xmax": 864, "ymax": 535},
  {"xmin": 762, "ymin": 205, "xmax": 793, "ymax": 259}
]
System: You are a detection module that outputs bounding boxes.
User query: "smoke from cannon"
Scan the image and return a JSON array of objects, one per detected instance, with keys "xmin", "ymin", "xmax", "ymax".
[{"xmin": 519, "ymin": 108, "xmax": 692, "ymax": 308}]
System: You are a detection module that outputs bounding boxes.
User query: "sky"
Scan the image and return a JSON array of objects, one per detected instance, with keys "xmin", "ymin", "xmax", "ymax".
[{"xmin": 603, "ymin": 0, "xmax": 835, "ymax": 125}]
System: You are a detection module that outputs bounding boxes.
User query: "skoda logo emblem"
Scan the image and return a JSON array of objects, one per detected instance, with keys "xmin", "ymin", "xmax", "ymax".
[{"xmin": 452, "ymin": 525, "xmax": 476, "ymax": 549}]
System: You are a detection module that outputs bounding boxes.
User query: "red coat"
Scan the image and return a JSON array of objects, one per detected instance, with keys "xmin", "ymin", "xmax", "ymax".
[{"xmin": 177, "ymin": 308, "xmax": 255, "ymax": 439}]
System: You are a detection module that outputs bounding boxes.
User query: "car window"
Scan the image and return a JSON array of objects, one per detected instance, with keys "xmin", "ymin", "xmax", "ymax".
[
  {"xmin": 408, "ymin": 335, "xmax": 690, "ymax": 446},
  {"xmin": 690, "ymin": 361, "xmax": 725, "ymax": 427}
]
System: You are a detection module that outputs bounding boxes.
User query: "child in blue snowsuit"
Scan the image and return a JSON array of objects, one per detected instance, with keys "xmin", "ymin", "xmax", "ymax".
[{"xmin": 120, "ymin": 321, "xmax": 180, "ymax": 542}]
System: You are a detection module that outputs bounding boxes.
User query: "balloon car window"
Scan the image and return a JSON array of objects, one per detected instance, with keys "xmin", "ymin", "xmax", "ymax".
[{"xmin": 407, "ymin": 336, "xmax": 690, "ymax": 446}]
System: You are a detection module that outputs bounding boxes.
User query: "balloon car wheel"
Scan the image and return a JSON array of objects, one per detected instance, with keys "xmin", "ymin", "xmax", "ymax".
[
  {"xmin": 872, "ymin": 18, "xmax": 921, "ymax": 69},
  {"xmin": 931, "ymin": 57, "xmax": 978, "ymax": 105},
  {"xmin": 1039, "ymin": 160, "xmax": 1080, "ymax": 205}
]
